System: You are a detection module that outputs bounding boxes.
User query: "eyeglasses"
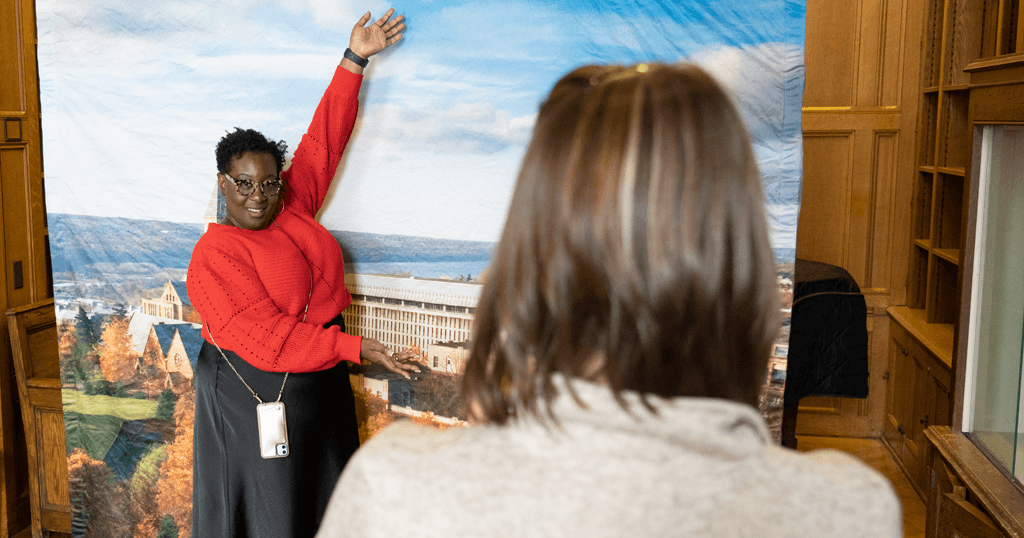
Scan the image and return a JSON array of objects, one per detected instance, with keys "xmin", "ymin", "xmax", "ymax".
[{"xmin": 223, "ymin": 172, "xmax": 283, "ymax": 197}]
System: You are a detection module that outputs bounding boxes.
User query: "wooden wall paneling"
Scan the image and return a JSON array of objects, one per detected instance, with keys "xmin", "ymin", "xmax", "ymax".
[
  {"xmin": 859, "ymin": 0, "xmax": 885, "ymax": 105},
  {"xmin": 867, "ymin": 131, "xmax": 897, "ymax": 289},
  {"xmin": 797, "ymin": 0, "xmax": 924, "ymax": 439},
  {"xmin": 796, "ymin": 130, "xmax": 854, "ymax": 268},
  {"xmin": 879, "ymin": 0, "xmax": 910, "ymax": 104},
  {"xmin": 7, "ymin": 300, "xmax": 71, "ymax": 537},
  {"xmin": 804, "ymin": 0, "xmax": 861, "ymax": 106},
  {"xmin": 2, "ymin": 149, "xmax": 33, "ymax": 308},
  {"xmin": 0, "ymin": 0, "xmax": 50, "ymax": 535},
  {"xmin": 1017, "ymin": 2, "xmax": 1024, "ymax": 53}
]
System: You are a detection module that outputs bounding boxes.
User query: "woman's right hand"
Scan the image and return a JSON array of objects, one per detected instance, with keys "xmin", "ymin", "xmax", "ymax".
[
  {"xmin": 359, "ymin": 337, "xmax": 421, "ymax": 378},
  {"xmin": 348, "ymin": 8, "xmax": 405, "ymax": 60}
]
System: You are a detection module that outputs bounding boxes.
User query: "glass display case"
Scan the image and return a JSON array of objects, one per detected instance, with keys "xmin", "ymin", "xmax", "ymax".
[{"xmin": 963, "ymin": 124, "xmax": 1024, "ymax": 483}]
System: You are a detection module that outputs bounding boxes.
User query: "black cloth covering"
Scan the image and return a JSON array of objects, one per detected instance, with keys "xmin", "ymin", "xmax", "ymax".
[
  {"xmin": 784, "ymin": 259, "xmax": 869, "ymax": 408},
  {"xmin": 193, "ymin": 315, "xmax": 359, "ymax": 538}
]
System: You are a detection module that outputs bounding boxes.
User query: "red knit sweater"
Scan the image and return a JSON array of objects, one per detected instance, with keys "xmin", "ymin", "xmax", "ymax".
[{"xmin": 187, "ymin": 67, "xmax": 363, "ymax": 373}]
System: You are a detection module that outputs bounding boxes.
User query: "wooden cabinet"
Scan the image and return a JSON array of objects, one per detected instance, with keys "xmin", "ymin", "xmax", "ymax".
[
  {"xmin": 883, "ymin": 309, "xmax": 952, "ymax": 498},
  {"xmin": 924, "ymin": 427, "xmax": 1024, "ymax": 538}
]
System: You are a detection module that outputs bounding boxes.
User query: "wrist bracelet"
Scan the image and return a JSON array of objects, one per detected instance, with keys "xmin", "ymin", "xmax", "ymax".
[{"xmin": 344, "ymin": 48, "xmax": 369, "ymax": 68}]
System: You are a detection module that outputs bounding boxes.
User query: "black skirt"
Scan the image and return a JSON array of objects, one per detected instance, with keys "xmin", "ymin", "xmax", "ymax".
[{"xmin": 192, "ymin": 316, "xmax": 360, "ymax": 538}]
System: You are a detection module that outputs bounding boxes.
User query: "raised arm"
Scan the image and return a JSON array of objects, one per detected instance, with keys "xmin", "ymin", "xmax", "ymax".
[{"xmin": 283, "ymin": 8, "xmax": 405, "ymax": 217}]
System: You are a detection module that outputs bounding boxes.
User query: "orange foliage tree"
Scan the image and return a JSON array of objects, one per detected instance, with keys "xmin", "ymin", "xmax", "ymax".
[
  {"xmin": 351, "ymin": 382, "xmax": 397, "ymax": 443},
  {"xmin": 58, "ymin": 320, "xmax": 77, "ymax": 357},
  {"xmin": 185, "ymin": 310, "xmax": 202, "ymax": 324},
  {"xmin": 410, "ymin": 414, "xmax": 455, "ymax": 431},
  {"xmin": 99, "ymin": 316, "xmax": 136, "ymax": 383},
  {"xmin": 156, "ymin": 387, "xmax": 195, "ymax": 538},
  {"xmin": 68, "ymin": 448, "xmax": 131, "ymax": 537},
  {"xmin": 129, "ymin": 474, "xmax": 161, "ymax": 538}
]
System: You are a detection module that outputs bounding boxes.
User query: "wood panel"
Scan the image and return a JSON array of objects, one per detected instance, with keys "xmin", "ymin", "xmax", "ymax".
[
  {"xmin": 926, "ymin": 426, "xmax": 1024, "ymax": 537},
  {"xmin": 804, "ymin": 0, "xmax": 860, "ymax": 106},
  {"xmin": 7, "ymin": 300, "xmax": 71, "ymax": 538},
  {"xmin": 797, "ymin": 132, "xmax": 853, "ymax": 268},
  {"xmin": 1, "ymin": 0, "xmax": 50, "ymax": 535},
  {"xmin": 796, "ymin": 0, "xmax": 923, "ymax": 438}
]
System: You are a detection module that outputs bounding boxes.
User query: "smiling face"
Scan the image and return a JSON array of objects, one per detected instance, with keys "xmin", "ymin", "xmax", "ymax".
[{"xmin": 218, "ymin": 151, "xmax": 281, "ymax": 231}]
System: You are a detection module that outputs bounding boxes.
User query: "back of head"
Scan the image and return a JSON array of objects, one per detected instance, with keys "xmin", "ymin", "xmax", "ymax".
[{"xmin": 463, "ymin": 63, "xmax": 779, "ymax": 424}]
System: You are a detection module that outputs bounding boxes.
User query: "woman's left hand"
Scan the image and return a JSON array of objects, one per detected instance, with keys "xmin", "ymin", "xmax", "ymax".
[
  {"xmin": 359, "ymin": 337, "xmax": 421, "ymax": 378},
  {"xmin": 349, "ymin": 8, "xmax": 405, "ymax": 59}
]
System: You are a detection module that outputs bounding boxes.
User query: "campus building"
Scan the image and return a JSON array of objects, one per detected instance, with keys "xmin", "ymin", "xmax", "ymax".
[
  {"xmin": 140, "ymin": 280, "xmax": 196, "ymax": 322},
  {"xmin": 341, "ymin": 273, "xmax": 481, "ymax": 357}
]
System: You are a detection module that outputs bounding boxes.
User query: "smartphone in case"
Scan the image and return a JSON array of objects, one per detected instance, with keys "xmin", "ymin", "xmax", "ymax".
[{"xmin": 256, "ymin": 401, "xmax": 289, "ymax": 458}]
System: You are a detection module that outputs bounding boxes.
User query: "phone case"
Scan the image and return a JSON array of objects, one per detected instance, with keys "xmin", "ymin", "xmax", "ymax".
[{"xmin": 256, "ymin": 401, "xmax": 289, "ymax": 458}]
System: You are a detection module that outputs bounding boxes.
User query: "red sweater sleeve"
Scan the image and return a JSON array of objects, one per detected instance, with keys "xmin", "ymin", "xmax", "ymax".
[
  {"xmin": 187, "ymin": 239, "xmax": 362, "ymax": 372},
  {"xmin": 283, "ymin": 66, "xmax": 363, "ymax": 217}
]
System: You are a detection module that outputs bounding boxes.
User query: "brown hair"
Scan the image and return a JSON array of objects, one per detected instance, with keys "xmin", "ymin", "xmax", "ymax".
[{"xmin": 463, "ymin": 63, "xmax": 779, "ymax": 424}]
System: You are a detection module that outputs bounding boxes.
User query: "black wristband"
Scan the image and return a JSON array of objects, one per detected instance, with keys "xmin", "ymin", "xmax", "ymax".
[{"xmin": 344, "ymin": 48, "xmax": 369, "ymax": 68}]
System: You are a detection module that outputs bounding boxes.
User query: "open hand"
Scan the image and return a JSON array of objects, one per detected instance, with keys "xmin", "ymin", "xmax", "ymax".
[
  {"xmin": 349, "ymin": 8, "xmax": 405, "ymax": 59},
  {"xmin": 359, "ymin": 337, "xmax": 421, "ymax": 378}
]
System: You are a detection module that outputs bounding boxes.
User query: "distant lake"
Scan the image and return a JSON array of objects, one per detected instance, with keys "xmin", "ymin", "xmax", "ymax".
[{"xmin": 350, "ymin": 260, "xmax": 491, "ymax": 281}]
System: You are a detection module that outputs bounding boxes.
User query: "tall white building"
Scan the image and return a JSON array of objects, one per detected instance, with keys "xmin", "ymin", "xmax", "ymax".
[{"xmin": 342, "ymin": 274, "xmax": 481, "ymax": 356}]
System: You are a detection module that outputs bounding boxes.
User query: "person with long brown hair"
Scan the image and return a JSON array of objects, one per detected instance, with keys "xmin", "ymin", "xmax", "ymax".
[{"xmin": 316, "ymin": 63, "xmax": 900, "ymax": 537}]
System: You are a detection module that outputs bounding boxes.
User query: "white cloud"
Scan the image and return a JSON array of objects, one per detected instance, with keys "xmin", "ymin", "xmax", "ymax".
[
  {"xmin": 356, "ymin": 101, "xmax": 535, "ymax": 154},
  {"xmin": 272, "ymin": 0, "xmax": 394, "ymax": 28},
  {"xmin": 688, "ymin": 42, "xmax": 804, "ymax": 146}
]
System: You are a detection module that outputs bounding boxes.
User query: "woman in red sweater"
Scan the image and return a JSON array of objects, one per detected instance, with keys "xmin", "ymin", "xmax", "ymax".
[{"xmin": 186, "ymin": 9, "xmax": 418, "ymax": 537}]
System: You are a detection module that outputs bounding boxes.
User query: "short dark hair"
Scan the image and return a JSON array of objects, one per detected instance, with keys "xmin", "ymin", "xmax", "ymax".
[
  {"xmin": 462, "ymin": 63, "xmax": 779, "ymax": 425},
  {"xmin": 215, "ymin": 127, "xmax": 288, "ymax": 174}
]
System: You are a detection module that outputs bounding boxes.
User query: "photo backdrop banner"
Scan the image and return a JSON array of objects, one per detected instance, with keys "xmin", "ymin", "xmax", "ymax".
[{"xmin": 37, "ymin": 0, "xmax": 805, "ymax": 536}]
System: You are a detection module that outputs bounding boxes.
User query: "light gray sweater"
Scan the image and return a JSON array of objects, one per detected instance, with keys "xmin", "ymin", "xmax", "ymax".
[{"xmin": 317, "ymin": 376, "xmax": 901, "ymax": 537}]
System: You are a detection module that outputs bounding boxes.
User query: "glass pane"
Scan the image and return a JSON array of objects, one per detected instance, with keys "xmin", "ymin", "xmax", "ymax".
[{"xmin": 968, "ymin": 125, "xmax": 1024, "ymax": 481}]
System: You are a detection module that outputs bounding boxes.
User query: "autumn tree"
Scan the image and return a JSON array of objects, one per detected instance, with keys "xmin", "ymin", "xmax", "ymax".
[
  {"xmin": 128, "ymin": 446, "xmax": 166, "ymax": 538},
  {"xmin": 185, "ymin": 309, "xmax": 202, "ymax": 324},
  {"xmin": 68, "ymin": 448, "xmax": 131, "ymax": 538},
  {"xmin": 411, "ymin": 414, "xmax": 458, "ymax": 431},
  {"xmin": 351, "ymin": 382, "xmax": 397, "ymax": 443},
  {"xmin": 157, "ymin": 387, "xmax": 194, "ymax": 538},
  {"xmin": 59, "ymin": 321, "xmax": 88, "ymax": 387},
  {"xmin": 58, "ymin": 320, "xmax": 77, "ymax": 357},
  {"xmin": 99, "ymin": 316, "xmax": 137, "ymax": 383}
]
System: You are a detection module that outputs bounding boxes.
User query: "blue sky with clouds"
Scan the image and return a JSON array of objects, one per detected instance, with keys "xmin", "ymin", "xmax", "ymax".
[{"xmin": 37, "ymin": 0, "xmax": 804, "ymax": 246}]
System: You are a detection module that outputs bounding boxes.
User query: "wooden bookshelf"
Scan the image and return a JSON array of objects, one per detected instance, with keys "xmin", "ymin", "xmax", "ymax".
[
  {"xmin": 906, "ymin": 0, "xmax": 994, "ymax": 329},
  {"xmin": 886, "ymin": 1, "xmax": 1024, "ymax": 527}
]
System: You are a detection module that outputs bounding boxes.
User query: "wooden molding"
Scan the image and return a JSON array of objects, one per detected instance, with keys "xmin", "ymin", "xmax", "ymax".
[
  {"xmin": 964, "ymin": 53, "xmax": 1024, "ymax": 73},
  {"xmin": 925, "ymin": 426, "xmax": 1024, "ymax": 537}
]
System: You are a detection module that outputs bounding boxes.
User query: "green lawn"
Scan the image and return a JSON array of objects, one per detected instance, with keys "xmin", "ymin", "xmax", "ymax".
[
  {"xmin": 62, "ymin": 389, "xmax": 158, "ymax": 420},
  {"xmin": 63, "ymin": 411, "xmax": 123, "ymax": 459}
]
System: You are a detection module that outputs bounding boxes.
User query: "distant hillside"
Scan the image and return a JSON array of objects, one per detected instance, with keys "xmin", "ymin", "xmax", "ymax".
[
  {"xmin": 48, "ymin": 213, "xmax": 494, "ymax": 283},
  {"xmin": 330, "ymin": 230, "xmax": 494, "ymax": 264},
  {"xmin": 49, "ymin": 214, "xmax": 204, "ymax": 278}
]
